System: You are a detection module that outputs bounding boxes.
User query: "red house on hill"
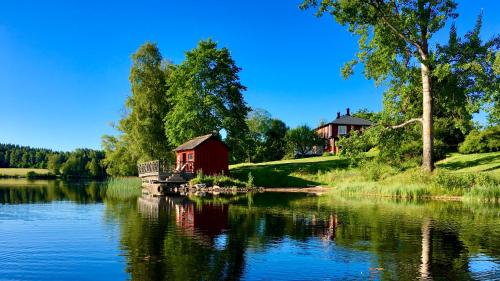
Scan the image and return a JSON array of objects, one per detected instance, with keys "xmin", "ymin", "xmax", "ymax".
[
  {"xmin": 315, "ymin": 108, "xmax": 372, "ymax": 154},
  {"xmin": 174, "ymin": 134, "xmax": 229, "ymax": 176}
]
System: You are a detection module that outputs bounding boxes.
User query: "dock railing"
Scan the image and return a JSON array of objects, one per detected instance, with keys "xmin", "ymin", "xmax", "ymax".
[
  {"xmin": 137, "ymin": 160, "xmax": 196, "ymax": 181},
  {"xmin": 137, "ymin": 160, "xmax": 174, "ymax": 179}
]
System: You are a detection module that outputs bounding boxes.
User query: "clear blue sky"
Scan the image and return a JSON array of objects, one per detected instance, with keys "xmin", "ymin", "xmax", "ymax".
[{"xmin": 0, "ymin": 0, "xmax": 498, "ymax": 151}]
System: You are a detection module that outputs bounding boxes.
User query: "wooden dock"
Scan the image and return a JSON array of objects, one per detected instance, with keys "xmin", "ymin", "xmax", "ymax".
[{"xmin": 137, "ymin": 160, "xmax": 195, "ymax": 195}]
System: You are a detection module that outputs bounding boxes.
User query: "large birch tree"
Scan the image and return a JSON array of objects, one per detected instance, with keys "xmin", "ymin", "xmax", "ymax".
[{"xmin": 301, "ymin": 0, "xmax": 459, "ymax": 171}]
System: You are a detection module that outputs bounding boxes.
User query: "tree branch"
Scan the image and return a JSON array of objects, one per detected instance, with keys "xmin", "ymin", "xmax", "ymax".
[
  {"xmin": 368, "ymin": 0, "xmax": 425, "ymax": 55},
  {"xmin": 390, "ymin": 118, "xmax": 423, "ymax": 129}
]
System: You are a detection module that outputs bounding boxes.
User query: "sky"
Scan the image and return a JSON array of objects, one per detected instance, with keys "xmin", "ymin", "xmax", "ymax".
[{"xmin": 0, "ymin": 0, "xmax": 498, "ymax": 151}]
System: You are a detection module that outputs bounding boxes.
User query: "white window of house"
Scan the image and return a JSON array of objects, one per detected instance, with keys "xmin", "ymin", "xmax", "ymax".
[
  {"xmin": 188, "ymin": 153, "xmax": 193, "ymax": 161},
  {"xmin": 338, "ymin": 125, "xmax": 347, "ymax": 135}
]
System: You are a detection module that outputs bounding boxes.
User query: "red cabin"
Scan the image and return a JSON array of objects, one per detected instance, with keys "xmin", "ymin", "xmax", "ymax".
[{"xmin": 174, "ymin": 134, "xmax": 229, "ymax": 176}]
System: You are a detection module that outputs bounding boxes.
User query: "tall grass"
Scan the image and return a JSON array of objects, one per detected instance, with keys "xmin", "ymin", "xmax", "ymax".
[
  {"xmin": 230, "ymin": 152, "xmax": 500, "ymax": 201},
  {"xmin": 105, "ymin": 177, "xmax": 142, "ymax": 200}
]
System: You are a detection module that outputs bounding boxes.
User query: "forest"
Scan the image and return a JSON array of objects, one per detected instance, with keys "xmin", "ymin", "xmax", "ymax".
[{"xmin": 0, "ymin": 144, "xmax": 106, "ymax": 178}]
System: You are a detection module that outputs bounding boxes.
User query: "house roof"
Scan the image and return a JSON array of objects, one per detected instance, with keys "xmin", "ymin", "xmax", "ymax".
[
  {"xmin": 316, "ymin": 115, "xmax": 373, "ymax": 130},
  {"xmin": 174, "ymin": 134, "xmax": 223, "ymax": 151},
  {"xmin": 331, "ymin": 115, "xmax": 373, "ymax": 126}
]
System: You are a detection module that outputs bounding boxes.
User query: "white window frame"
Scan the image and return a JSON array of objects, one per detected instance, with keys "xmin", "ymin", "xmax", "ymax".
[{"xmin": 338, "ymin": 125, "xmax": 347, "ymax": 135}]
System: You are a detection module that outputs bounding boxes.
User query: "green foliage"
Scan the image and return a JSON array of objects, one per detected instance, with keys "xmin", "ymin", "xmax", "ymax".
[
  {"xmin": 264, "ymin": 119, "xmax": 288, "ymax": 161},
  {"xmin": 59, "ymin": 149, "xmax": 106, "ymax": 179},
  {"xmin": 0, "ymin": 144, "xmax": 105, "ymax": 179},
  {"xmin": 242, "ymin": 109, "xmax": 288, "ymax": 163},
  {"xmin": 285, "ymin": 125, "xmax": 322, "ymax": 158},
  {"xmin": 432, "ymin": 172, "xmax": 499, "ymax": 190},
  {"xmin": 47, "ymin": 153, "xmax": 64, "ymax": 175},
  {"xmin": 352, "ymin": 108, "xmax": 381, "ymax": 123},
  {"xmin": 337, "ymin": 128, "xmax": 377, "ymax": 166},
  {"xmin": 165, "ymin": 39, "xmax": 249, "ymax": 162},
  {"xmin": 102, "ymin": 135, "xmax": 138, "ymax": 177},
  {"xmin": 26, "ymin": 171, "xmax": 37, "ymax": 179},
  {"xmin": 361, "ymin": 160, "xmax": 399, "ymax": 181},
  {"xmin": 189, "ymin": 173, "xmax": 246, "ymax": 187},
  {"xmin": 0, "ymin": 143, "xmax": 54, "ymax": 169},
  {"xmin": 121, "ymin": 42, "xmax": 172, "ymax": 162},
  {"xmin": 246, "ymin": 172, "xmax": 254, "ymax": 188},
  {"xmin": 459, "ymin": 126, "xmax": 500, "ymax": 154},
  {"xmin": 301, "ymin": 0, "xmax": 499, "ymax": 171}
]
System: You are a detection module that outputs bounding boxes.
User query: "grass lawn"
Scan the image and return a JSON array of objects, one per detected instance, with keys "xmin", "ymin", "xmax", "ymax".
[
  {"xmin": 230, "ymin": 152, "xmax": 500, "ymax": 201},
  {"xmin": 0, "ymin": 168, "xmax": 49, "ymax": 177},
  {"xmin": 230, "ymin": 155, "xmax": 350, "ymax": 187},
  {"xmin": 435, "ymin": 152, "xmax": 500, "ymax": 173}
]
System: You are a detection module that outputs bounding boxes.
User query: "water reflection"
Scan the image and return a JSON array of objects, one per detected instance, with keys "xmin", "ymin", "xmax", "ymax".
[
  {"xmin": 0, "ymin": 180, "xmax": 499, "ymax": 280},
  {"xmin": 0, "ymin": 179, "xmax": 107, "ymax": 204}
]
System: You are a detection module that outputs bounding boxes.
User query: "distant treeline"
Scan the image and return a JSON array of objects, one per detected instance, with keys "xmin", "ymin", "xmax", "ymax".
[
  {"xmin": 0, "ymin": 144, "xmax": 106, "ymax": 179},
  {"xmin": 0, "ymin": 144, "xmax": 52, "ymax": 168}
]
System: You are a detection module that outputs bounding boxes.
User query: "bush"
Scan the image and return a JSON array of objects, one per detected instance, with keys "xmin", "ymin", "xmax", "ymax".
[
  {"xmin": 361, "ymin": 160, "xmax": 399, "ymax": 181},
  {"xmin": 189, "ymin": 173, "xmax": 246, "ymax": 187},
  {"xmin": 432, "ymin": 172, "xmax": 499, "ymax": 190},
  {"xmin": 459, "ymin": 126, "xmax": 500, "ymax": 154},
  {"xmin": 26, "ymin": 171, "xmax": 38, "ymax": 179},
  {"xmin": 337, "ymin": 128, "xmax": 377, "ymax": 167},
  {"xmin": 246, "ymin": 172, "xmax": 254, "ymax": 188}
]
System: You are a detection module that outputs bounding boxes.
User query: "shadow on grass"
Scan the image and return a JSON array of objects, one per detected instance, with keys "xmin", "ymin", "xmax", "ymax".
[
  {"xmin": 230, "ymin": 158, "xmax": 350, "ymax": 187},
  {"xmin": 437, "ymin": 154, "xmax": 500, "ymax": 171}
]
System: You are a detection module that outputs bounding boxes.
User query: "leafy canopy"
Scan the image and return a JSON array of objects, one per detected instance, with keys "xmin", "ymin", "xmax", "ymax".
[{"xmin": 164, "ymin": 39, "xmax": 249, "ymax": 155}]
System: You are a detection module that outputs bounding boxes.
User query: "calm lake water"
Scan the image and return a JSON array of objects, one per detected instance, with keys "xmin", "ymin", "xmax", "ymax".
[{"xmin": 0, "ymin": 179, "xmax": 499, "ymax": 281}]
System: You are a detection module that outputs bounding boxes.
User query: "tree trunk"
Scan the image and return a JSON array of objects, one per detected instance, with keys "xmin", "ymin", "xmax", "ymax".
[{"xmin": 421, "ymin": 61, "xmax": 434, "ymax": 172}]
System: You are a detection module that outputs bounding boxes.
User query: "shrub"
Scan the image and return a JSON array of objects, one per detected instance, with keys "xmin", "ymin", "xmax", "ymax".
[
  {"xmin": 432, "ymin": 172, "xmax": 499, "ymax": 190},
  {"xmin": 337, "ymin": 129, "xmax": 377, "ymax": 167},
  {"xmin": 361, "ymin": 160, "xmax": 399, "ymax": 181},
  {"xmin": 26, "ymin": 171, "xmax": 38, "ymax": 179},
  {"xmin": 246, "ymin": 172, "xmax": 254, "ymax": 188},
  {"xmin": 189, "ymin": 174, "xmax": 246, "ymax": 187},
  {"xmin": 459, "ymin": 126, "xmax": 500, "ymax": 154}
]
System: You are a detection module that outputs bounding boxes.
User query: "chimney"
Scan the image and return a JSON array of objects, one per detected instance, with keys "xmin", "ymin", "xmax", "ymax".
[
  {"xmin": 336, "ymin": 112, "xmax": 340, "ymax": 119},
  {"xmin": 346, "ymin": 108, "xmax": 350, "ymax": 116}
]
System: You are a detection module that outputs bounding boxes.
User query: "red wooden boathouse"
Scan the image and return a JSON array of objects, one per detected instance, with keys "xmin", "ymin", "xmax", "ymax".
[{"xmin": 174, "ymin": 134, "xmax": 229, "ymax": 176}]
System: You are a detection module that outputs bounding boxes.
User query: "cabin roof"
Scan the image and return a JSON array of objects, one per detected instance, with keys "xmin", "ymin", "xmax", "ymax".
[
  {"xmin": 331, "ymin": 115, "xmax": 372, "ymax": 126},
  {"xmin": 174, "ymin": 134, "xmax": 224, "ymax": 152}
]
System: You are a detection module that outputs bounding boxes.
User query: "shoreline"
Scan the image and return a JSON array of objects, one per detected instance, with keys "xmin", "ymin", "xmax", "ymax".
[{"xmin": 263, "ymin": 186, "xmax": 469, "ymax": 201}]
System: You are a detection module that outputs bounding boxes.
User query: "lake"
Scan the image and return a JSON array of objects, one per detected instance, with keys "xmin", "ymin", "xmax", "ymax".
[{"xmin": 0, "ymin": 179, "xmax": 499, "ymax": 280}]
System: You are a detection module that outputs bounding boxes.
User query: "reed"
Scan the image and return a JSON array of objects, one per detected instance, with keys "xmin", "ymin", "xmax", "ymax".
[{"xmin": 105, "ymin": 177, "xmax": 142, "ymax": 200}]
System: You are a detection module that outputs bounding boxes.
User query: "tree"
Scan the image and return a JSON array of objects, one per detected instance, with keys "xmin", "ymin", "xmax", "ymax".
[
  {"xmin": 242, "ymin": 109, "xmax": 288, "ymax": 163},
  {"xmin": 286, "ymin": 125, "xmax": 322, "ymax": 158},
  {"xmin": 47, "ymin": 153, "xmax": 65, "ymax": 175},
  {"xmin": 165, "ymin": 39, "xmax": 249, "ymax": 154},
  {"xmin": 263, "ymin": 119, "xmax": 288, "ymax": 161},
  {"xmin": 301, "ymin": 0, "xmax": 459, "ymax": 171},
  {"xmin": 102, "ymin": 135, "xmax": 138, "ymax": 176},
  {"xmin": 120, "ymin": 42, "xmax": 172, "ymax": 162},
  {"xmin": 246, "ymin": 109, "xmax": 273, "ymax": 162},
  {"xmin": 352, "ymin": 108, "xmax": 381, "ymax": 123}
]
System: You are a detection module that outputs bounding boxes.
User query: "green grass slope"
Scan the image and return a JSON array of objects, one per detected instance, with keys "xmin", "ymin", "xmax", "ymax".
[{"xmin": 230, "ymin": 152, "xmax": 500, "ymax": 198}]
